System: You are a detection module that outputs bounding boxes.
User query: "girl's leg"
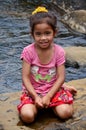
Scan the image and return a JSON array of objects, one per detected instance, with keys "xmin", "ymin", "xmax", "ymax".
[
  {"xmin": 52, "ymin": 104, "xmax": 74, "ymax": 119},
  {"xmin": 20, "ymin": 104, "xmax": 37, "ymax": 123}
]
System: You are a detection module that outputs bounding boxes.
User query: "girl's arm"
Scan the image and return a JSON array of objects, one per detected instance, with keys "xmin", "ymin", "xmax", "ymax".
[
  {"xmin": 47, "ymin": 64, "xmax": 65, "ymax": 98},
  {"xmin": 42, "ymin": 64, "xmax": 65, "ymax": 107},
  {"xmin": 22, "ymin": 60, "xmax": 43, "ymax": 108},
  {"xmin": 22, "ymin": 60, "xmax": 37, "ymax": 98}
]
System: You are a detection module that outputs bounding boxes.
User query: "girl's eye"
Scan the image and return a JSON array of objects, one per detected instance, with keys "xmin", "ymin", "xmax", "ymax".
[
  {"xmin": 34, "ymin": 31, "xmax": 52, "ymax": 37},
  {"xmin": 45, "ymin": 31, "xmax": 52, "ymax": 35},
  {"xmin": 35, "ymin": 32, "xmax": 41, "ymax": 36}
]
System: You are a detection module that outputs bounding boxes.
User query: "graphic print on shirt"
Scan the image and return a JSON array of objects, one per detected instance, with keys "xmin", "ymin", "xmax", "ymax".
[{"xmin": 31, "ymin": 65, "xmax": 56, "ymax": 82}]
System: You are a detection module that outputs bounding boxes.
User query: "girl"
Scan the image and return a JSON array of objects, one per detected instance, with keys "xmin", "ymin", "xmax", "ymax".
[{"xmin": 17, "ymin": 7, "xmax": 77, "ymax": 123}]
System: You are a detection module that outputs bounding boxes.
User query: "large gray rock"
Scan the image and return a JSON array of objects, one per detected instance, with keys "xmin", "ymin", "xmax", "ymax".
[
  {"xmin": 61, "ymin": 10, "xmax": 86, "ymax": 34},
  {"xmin": 64, "ymin": 46, "xmax": 86, "ymax": 66}
]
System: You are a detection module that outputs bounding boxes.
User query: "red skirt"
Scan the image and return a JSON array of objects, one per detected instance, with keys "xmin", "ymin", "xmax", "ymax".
[{"xmin": 17, "ymin": 88, "xmax": 73, "ymax": 112}]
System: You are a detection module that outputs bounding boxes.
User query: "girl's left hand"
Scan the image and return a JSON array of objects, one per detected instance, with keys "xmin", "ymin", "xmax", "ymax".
[
  {"xmin": 42, "ymin": 95, "xmax": 51, "ymax": 108},
  {"xmin": 64, "ymin": 85, "xmax": 77, "ymax": 95}
]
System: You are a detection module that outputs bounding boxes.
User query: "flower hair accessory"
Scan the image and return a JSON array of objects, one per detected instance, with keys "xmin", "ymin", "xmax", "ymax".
[{"xmin": 32, "ymin": 6, "xmax": 48, "ymax": 15}]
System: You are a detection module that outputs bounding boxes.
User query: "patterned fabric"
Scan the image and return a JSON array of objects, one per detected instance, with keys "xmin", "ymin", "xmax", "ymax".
[{"xmin": 17, "ymin": 88, "xmax": 73, "ymax": 112}]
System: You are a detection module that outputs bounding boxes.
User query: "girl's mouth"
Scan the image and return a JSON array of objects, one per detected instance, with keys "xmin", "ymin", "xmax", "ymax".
[{"xmin": 41, "ymin": 42, "xmax": 48, "ymax": 45}]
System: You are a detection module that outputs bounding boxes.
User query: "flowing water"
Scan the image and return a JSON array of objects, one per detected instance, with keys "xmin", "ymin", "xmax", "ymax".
[{"xmin": 0, "ymin": 0, "xmax": 86, "ymax": 93}]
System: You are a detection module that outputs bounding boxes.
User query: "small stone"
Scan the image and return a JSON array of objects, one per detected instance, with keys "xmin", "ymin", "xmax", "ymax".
[
  {"xmin": 0, "ymin": 95, "xmax": 9, "ymax": 101},
  {"xmin": 0, "ymin": 124, "xmax": 4, "ymax": 130}
]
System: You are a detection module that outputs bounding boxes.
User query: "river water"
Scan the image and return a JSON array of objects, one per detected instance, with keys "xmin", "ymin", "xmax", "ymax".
[{"xmin": 0, "ymin": 0, "xmax": 86, "ymax": 93}]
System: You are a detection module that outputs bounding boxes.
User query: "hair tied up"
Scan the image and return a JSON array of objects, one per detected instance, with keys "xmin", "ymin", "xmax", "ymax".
[{"xmin": 32, "ymin": 6, "xmax": 48, "ymax": 15}]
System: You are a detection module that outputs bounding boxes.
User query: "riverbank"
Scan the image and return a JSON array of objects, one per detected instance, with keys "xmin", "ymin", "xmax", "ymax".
[{"xmin": 0, "ymin": 46, "xmax": 86, "ymax": 130}]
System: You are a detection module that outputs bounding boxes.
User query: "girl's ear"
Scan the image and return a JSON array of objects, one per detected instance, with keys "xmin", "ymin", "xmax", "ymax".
[
  {"xmin": 30, "ymin": 31, "xmax": 34, "ymax": 38},
  {"xmin": 54, "ymin": 28, "xmax": 58, "ymax": 37},
  {"xmin": 30, "ymin": 31, "xmax": 32, "ymax": 35}
]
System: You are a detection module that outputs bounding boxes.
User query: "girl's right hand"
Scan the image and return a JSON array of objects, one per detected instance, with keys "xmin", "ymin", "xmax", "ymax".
[{"xmin": 35, "ymin": 96, "xmax": 44, "ymax": 108}]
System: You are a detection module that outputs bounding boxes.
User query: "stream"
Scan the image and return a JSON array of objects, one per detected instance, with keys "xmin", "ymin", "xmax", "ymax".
[{"xmin": 0, "ymin": 0, "xmax": 86, "ymax": 93}]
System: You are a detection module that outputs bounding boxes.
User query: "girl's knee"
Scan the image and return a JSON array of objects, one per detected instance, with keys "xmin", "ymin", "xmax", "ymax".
[
  {"xmin": 20, "ymin": 104, "xmax": 37, "ymax": 123},
  {"xmin": 20, "ymin": 110, "xmax": 35, "ymax": 123},
  {"xmin": 60, "ymin": 107, "xmax": 73, "ymax": 119},
  {"xmin": 53, "ymin": 104, "xmax": 74, "ymax": 119}
]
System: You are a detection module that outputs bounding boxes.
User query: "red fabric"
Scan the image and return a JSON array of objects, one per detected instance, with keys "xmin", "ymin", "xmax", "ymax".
[
  {"xmin": 17, "ymin": 88, "xmax": 73, "ymax": 112},
  {"xmin": 49, "ymin": 89, "xmax": 73, "ymax": 107}
]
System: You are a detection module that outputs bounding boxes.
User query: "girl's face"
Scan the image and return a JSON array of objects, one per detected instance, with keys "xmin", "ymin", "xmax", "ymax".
[{"xmin": 32, "ymin": 23, "xmax": 56, "ymax": 49}]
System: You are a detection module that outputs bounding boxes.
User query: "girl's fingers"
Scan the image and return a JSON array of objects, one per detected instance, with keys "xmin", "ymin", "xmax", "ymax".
[
  {"xmin": 70, "ymin": 87, "xmax": 77, "ymax": 93},
  {"xmin": 64, "ymin": 85, "xmax": 77, "ymax": 95}
]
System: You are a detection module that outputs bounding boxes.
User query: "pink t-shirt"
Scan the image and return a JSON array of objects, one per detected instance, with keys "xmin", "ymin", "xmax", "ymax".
[{"xmin": 21, "ymin": 43, "xmax": 65, "ymax": 96}]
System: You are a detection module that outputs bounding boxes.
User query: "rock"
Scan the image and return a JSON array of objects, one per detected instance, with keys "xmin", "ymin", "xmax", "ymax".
[
  {"xmin": 64, "ymin": 46, "xmax": 86, "ymax": 67},
  {"xmin": 61, "ymin": 10, "xmax": 86, "ymax": 34},
  {"xmin": 0, "ymin": 78, "xmax": 86, "ymax": 130},
  {"xmin": 50, "ymin": 2, "xmax": 86, "ymax": 34},
  {"xmin": 0, "ymin": 95, "xmax": 9, "ymax": 101}
]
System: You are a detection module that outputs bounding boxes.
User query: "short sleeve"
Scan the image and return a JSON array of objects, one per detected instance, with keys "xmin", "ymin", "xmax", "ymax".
[
  {"xmin": 20, "ymin": 46, "xmax": 32, "ymax": 64},
  {"xmin": 56, "ymin": 46, "xmax": 65, "ymax": 66}
]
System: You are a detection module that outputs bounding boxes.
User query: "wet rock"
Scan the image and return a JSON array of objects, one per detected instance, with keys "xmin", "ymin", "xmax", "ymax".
[
  {"xmin": 61, "ymin": 10, "xmax": 86, "ymax": 34},
  {"xmin": 50, "ymin": 1, "xmax": 86, "ymax": 34},
  {"xmin": 0, "ymin": 79, "xmax": 86, "ymax": 130}
]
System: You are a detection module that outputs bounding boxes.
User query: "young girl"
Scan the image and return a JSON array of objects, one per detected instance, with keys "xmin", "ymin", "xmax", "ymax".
[{"xmin": 17, "ymin": 7, "xmax": 77, "ymax": 123}]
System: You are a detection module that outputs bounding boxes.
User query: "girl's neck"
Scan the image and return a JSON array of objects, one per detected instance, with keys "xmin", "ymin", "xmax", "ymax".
[{"xmin": 34, "ymin": 44, "xmax": 54, "ymax": 64}]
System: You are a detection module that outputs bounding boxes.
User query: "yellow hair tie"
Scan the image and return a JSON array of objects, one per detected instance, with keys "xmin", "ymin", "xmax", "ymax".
[{"xmin": 32, "ymin": 6, "xmax": 48, "ymax": 15}]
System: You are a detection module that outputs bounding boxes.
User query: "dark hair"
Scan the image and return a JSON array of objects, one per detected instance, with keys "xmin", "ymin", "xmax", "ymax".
[{"xmin": 29, "ymin": 11, "xmax": 57, "ymax": 35}]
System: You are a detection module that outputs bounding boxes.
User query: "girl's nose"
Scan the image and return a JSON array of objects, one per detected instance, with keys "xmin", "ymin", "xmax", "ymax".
[{"xmin": 40, "ymin": 34, "xmax": 46, "ymax": 40}]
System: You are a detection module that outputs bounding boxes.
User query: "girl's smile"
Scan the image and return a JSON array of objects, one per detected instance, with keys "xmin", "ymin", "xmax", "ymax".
[{"xmin": 33, "ymin": 23, "xmax": 56, "ymax": 49}]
